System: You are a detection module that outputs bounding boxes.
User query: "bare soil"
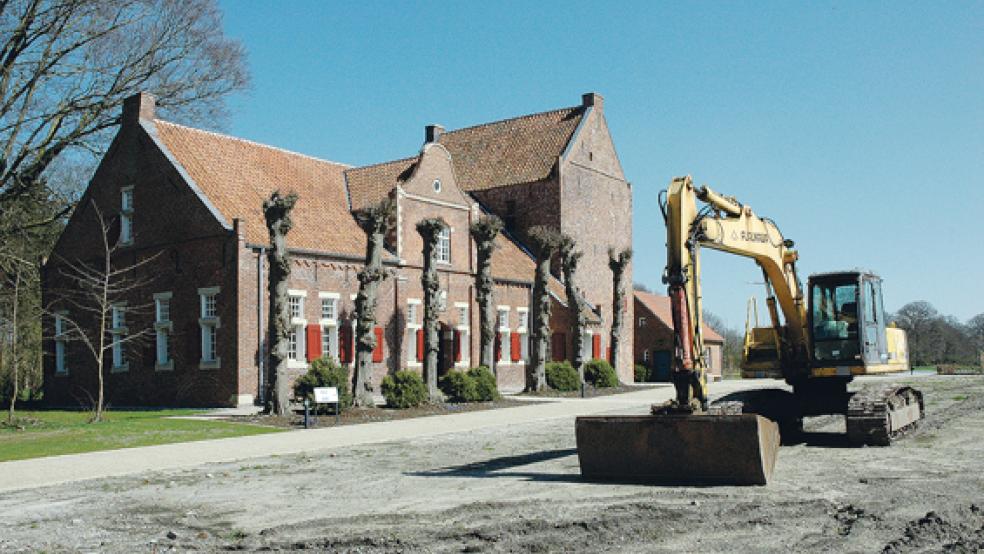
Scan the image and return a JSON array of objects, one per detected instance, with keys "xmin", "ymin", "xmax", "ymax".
[{"xmin": 2, "ymin": 374, "xmax": 983, "ymax": 553}]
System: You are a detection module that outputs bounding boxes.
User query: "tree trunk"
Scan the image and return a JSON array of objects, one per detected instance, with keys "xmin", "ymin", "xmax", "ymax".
[
  {"xmin": 353, "ymin": 200, "xmax": 393, "ymax": 407},
  {"xmin": 417, "ymin": 218, "xmax": 446, "ymax": 402},
  {"xmin": 527, "ymin": 226, "xmax": 561, "ymax": 392},
  {"xmin": 470, "ymin": 216, "xmax": 502, "ymax": 372},
  {"xmin": 7, "ymin": 272, "xmax": 19, "ymax": 423},
  {"xmin": 609, "ymin": 248, "xmax": 632, "ymax": 381},
  {"xmin": 264, "ymin": 192, "xmax": 298, "ymax": 416},
  {"xmin": 560, "ymin": 236, "xmax": 587, "ymax": 383}
]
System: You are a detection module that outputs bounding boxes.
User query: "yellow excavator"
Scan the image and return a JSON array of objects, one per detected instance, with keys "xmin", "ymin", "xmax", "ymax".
[{"xmin": 576, "ymin": 175, "xmax": 924, "ymax": 485}]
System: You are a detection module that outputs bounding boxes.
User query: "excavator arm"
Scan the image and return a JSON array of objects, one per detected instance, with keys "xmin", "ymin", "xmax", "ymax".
[{"xmin": 659, "ymin": 176, "xmax": 809, "ymax": 410}]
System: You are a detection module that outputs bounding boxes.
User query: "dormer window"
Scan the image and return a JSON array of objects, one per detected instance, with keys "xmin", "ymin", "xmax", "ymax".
[
  {"xmin": 120, "ymin": 187, "xmax": 133, "ymax": 244},
  {"xmin": 433, "ymin": 179, "xmax": 441, "ymax": 193}
]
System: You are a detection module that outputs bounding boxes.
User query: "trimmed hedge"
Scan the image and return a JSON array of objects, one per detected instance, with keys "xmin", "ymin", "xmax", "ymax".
[
  {"xmin": 545, "ymin": 361, "xmax": 580, "ymax": 391},
  {"xmin": 292, "ymin": 357, "xmax": 352, "ymax": 412},
  {"xmin": 467, "ymin": 366, "xmax": 500, "ymax": 401},
  {"xmin": 440, "ymin": 367, "xmax": 500, "ymax": 402},
  {"xmin": 584, "ymin": 359, "xmax": 619, "ymax": 388},
  {"xmin": 381, "ymin": 370, "xmax": 428, "ymax": 409},
  {"xmin": 634, "ymin": 364, "xmax": 650, "ymax": 383}
]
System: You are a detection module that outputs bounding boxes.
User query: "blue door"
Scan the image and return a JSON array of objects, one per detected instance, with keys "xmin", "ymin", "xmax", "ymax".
[{"xmin": 654, "ymin": 350, "xmax": 672, "ymax": 382}]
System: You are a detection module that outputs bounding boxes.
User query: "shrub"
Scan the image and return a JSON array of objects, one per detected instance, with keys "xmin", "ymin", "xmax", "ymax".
[
  {"xmin": 584, "ymin": 359, "xmax": 619, "ymax": 388},
  {"xmin": 440, "ymin": 370, "xmax": 478, "ymax": 403},
  {"xmin": 634, "ymin": 364, "xmax": 650, "ymax": 383},
  {"xmin": 292, "ymin": 357, "xmax": 352, "ymax": 412},
  {"xmin": 381, "ymin": 370, "xmax": 428, "ymax": 409},
  {"xmin": 545, "ymin": 361, "xmax": 580, "ymax": 391},
  {"xmin": 467, "ymin": 366, "xmax": 499, "ymax": 401}
]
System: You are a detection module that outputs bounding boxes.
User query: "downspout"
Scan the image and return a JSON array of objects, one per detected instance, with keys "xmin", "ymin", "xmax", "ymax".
[{"xmin": 257, "ymin": 247, "xmax": 266, "ymax": 404}]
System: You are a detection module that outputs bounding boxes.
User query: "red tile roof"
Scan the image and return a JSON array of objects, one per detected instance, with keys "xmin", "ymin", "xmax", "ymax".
[
  {"xmin": 344, "ymin": 156, "xmax": 417, "ymax": 211},
  {"xmin": 634, "ymin": 290, "xmax": 724, "ymax": 343},
  {"xmin": 438, "ymin": 106, "xmax": 584, "ymax": 191},
  {"xmin": 153, "ymin": 120, "xmax": 368, "ymax": 256}
]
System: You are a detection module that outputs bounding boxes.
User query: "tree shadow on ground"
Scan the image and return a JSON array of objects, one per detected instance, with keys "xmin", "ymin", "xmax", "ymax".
[{"xmin": 406, "ymin": 448, "xmax": 584, "ymax": 483}]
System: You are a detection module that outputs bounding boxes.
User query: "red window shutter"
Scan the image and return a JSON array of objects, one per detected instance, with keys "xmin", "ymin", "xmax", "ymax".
[
  {"xmin": 416, "ymin": 328, "xmax": 425, "ymax": 362},
  {"xmin": 306, "ymin": 323, "xmax": 321, "ymax": 362},
  {"xmin": 373, "ymin": 326, "xmax": 384, "ymax": 363},
  {"xmin": 453, "ymin": 330, "xmax": 462, "ymax": 362},
  {"xmin": 339, "ymin": 325, "xmax": 352, "ymax": 364},
  {"xmin": 511, "ymin": 332, "xmax": 521, "ymax": 362},
  {"xmin": 552, "ymin": 333, "xmax": 566, "ymax": 362},
  {"xmin": 592, "ymin": 334, "xmax": 601, "ymax": 359},
  {"xmin": 495, "ymin": 332, "xmax": 502, "ymax": 361}
]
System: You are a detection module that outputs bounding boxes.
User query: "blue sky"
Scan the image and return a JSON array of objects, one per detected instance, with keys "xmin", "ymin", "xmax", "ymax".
[{"xmin": 219, "ymin": 1, "xmax": 983, "ymax": 330}]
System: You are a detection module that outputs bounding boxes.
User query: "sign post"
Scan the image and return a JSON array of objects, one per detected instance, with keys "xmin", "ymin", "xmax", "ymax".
[{"xmin": 313, "ymin": 387, "xmax": 340, "ymax": 425}]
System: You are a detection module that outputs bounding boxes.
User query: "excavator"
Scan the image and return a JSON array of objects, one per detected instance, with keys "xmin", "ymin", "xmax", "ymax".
[{"xmin": 576, "ymin": 175, "xmax": 924, "ymax": 485}]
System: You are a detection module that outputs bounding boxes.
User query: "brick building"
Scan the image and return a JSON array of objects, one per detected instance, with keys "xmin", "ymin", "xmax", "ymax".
[
  {"xmin": 42, "ymin": 92, "xmax": 632, "ymax": 407},
  {"xmin": 633, "ymin": 290, "xmax": 724, "ymax": 381}
]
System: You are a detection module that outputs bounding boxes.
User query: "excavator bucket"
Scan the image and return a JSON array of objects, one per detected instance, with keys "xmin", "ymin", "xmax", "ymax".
[{"xmin": 575, "ymin": 414, "xmax": 780, "ymax": 486}]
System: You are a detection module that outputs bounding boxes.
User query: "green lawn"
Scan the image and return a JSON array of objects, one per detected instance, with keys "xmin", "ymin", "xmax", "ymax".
[{"xmin": 0, "ymin": 409, "xmax": 282, "ymax": 462}]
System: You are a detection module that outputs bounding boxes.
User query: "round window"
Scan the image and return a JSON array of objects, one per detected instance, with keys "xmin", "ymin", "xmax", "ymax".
[{"xmin": 433, "ymin": 179, "xmax": 442, "ymax": 193}]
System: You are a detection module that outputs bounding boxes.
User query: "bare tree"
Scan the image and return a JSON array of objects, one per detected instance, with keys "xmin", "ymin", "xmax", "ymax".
[
  {"xmin": 352, "ymin": 199, "xmax": 394, "ymax": 407},
  {"xmin": 263, "ymin": 191, "xmax": 297, "ymax": 416},
  {"xmin": 0, "ymin": 0, "xmax": 249, "ymax": 230},
  {"xmin": 608, "ymin": 247, "xmax": 632, "ymax": 378},
  {"xmin": 54, "ymin": 201, "xmax": 156, "ymax": 421},
  {"xmin": 559, "ymin": 234, "xmax": 587, "ymax": 383},
  {"xmin": 417, "ymin": 217, "xmax": 446, "ymax": 402},
  {"xmin": 527, "ymin": 226, "xmax": 562, "ymax": 392},
  {"xmin": 470, "ymin": 215, "xmax": 503, "ymax": 372}
]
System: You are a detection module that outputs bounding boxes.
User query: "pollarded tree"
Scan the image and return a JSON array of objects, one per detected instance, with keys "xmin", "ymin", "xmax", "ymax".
[
  {"xmin": 417, "ymin": 217, "xmax": 447, "ymax": 402},
  {"xmin": 352, "ymin": 199, "xmax": 395, "ymax": 407},
  {"xmin": 527, "ymin": 226, "xmax": 563, "ymax": 392},
  {"xmin": 263, "ymin": 190, "xmax": 298, "ymax": 416},
  {"xmin": 470, "ymin": 215, "xmax": 503, "ymax": 372},
  {"xmin": 559, "ymin": 234, "xmax": 587, "ymax": 384},
  {"xmin": 608, "ymin": 247, "xmax": 632, "ymax": 380}
]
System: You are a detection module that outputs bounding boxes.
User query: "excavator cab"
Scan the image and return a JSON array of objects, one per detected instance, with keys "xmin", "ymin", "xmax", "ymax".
[{"xmin": 807, "ymin": 271, "xmax": 907, "ymax": 376}]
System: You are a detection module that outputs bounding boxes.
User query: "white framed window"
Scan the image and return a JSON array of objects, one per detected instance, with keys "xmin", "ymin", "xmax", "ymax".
[
  {"xmin": 110, "ymin": 303, "xmax": 127, "ymax": 371},
  {"xmin": 54, "ymin": 312, "xmax": 68, "ymax": 374},
  {"xmin": 638, "ymin": 316, "xmax": 647, "ymax": 327},
  {"xmin": 436, "ymin": 226, "xmax": 451, "ymax": 263},
  {"xmin": 581, "ymin": 331, "xmax": 593, "ymax": 361},
  {"xmin": 288, "ymin": 290, "xmax": 308, "ymax": 367},
  {"xmin": 496, "ymin": 306, "xmax": 513, "ymax": 364},
  {"xmin": 516, "ymin": 307, "xmax": 529, "ymax": 362},
  {"xmin": 454, "ymin": 302, "xmax": 470, "ymax": 367},
  {"xmin": 319, "ymin": 292, "xmax": 340, "ymax": 362},
  {"xmin": 407, "ymin": 298, "xmax": 422, "ymax": 366},
  {"xmin": 120, "ymin": 186, "xmax": 133, "ymax": 245},
  {"xmin": 198, "ymin": 287, "xmax": 220, "ymax": 368},
  {"xmin": 154, "ymin": 292, "xmax": 173, "ymax": 370},
  {"xmin": 320, "ymin": 292, "xmax": 338, "ymax": 321},
  {"xmin": 643, "ymin": 350, "xmax": 650, "ymax": 362},
  {"xmin": 433, "ymin": 178, "xmax": 442, "ymax": 193}
]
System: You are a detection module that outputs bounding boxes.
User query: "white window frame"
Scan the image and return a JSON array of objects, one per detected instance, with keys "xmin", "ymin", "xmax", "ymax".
[
  {"xmin": 643, "ymin": 349, "xmax": 650, "ymax": 363},
  {"xmin": 54, "ymin": 311, "xmax": 68, "ymax": 375},
  {"xmin": 319, "ymin": 292, "xmax": 340, "ymax": 362},
  {"xmin": 407, "ymin": 298, "xmax": 422, "ymax": 367},
  {"xmin": 120, "ymin": 186, "xmax": 134, "ymax": 245},
  {"xmin": 516, "ymin": 307, "xmax": 529, "ymax": 363},
  {"xmin": 154, "ymin": 292, "xmax": 173, "ymax": 370},
  {"xmin": 454, "ymin": 302, "xmax": 470, "ymax": 368},
  {"xmin": 497, "ymin": 305, "xmax": 511, "ymax": 364},
  {"xmin": 110, "ymin": 303, "xmax": 128, "ymax": 372},
  {"xmin": 198, "ymin": 287, "xmax": 221, "ymax": 369},
  {"xmin": 436, "ymin": 226, "xmax": 451, "ymax": 264},
  {"xmin": 638, "ymin": 316, "xmax": 647, "ymax": 327},
  {"xmin": 287, "ymin": 290, "xmax": 308, "ymax": 369},
  {"xmin": 582, "ymin": 330, "xmax": 594, "ymax": 361}
]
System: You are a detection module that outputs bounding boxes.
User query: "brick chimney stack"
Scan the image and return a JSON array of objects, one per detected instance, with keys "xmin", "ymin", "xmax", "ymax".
[
  {"xmin": 581, "ymin": 92, "xmax": 604, "ymax": 111},
  {"xmin": 122, "ymin": 92, "xmax": 156, "ymax": 125},
  {"xmin": 425, "ymin": 124, "xmax": 445, "ymax": 143}
]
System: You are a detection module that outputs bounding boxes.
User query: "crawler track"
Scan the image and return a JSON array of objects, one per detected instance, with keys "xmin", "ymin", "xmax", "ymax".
[{"xmin": 846, "ymin": 385, "xmax": 924, "ymax": 446}]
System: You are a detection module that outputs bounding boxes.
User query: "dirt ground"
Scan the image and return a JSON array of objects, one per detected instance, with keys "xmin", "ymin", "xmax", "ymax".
[{"xmin": 2, "ymin": 374, "xmax": 983, "ymax": 553}]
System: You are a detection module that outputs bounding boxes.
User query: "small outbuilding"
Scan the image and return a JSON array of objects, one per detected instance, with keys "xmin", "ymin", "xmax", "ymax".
[{"xmin": 633, "ymin": 290, "xmax": 724, "ymax": 381}]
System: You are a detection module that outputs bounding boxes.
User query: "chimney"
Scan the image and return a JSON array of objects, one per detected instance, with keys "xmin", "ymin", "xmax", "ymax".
[
  {"xmin": 581, "ymin": 92, "xmax": 604, "ymax": 111},
  {"xmin": 122, "ymin": 92, "xmax": 156, "ymax": 125},
  {"xmin": 425, "ymin": 124, "xmax": 445, "ymax": 143}
]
